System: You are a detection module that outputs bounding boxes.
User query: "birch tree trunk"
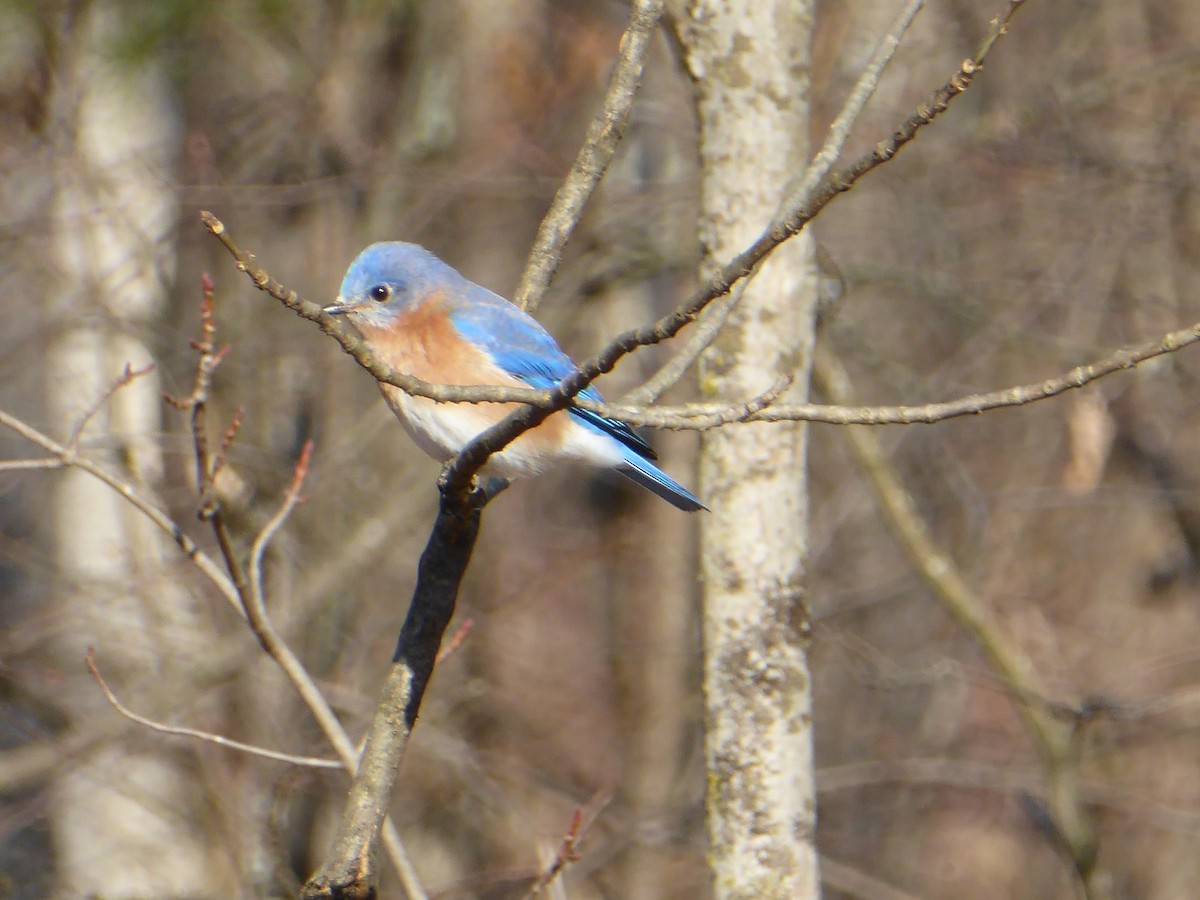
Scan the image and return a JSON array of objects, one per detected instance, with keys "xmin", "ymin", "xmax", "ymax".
[
  {"xmin": 46, "ymin": 7, "xmax": 220, "ymax": 897},
  {"xmin": 672, "ymin": 3, "xmax": 820, "ymax": 897}
]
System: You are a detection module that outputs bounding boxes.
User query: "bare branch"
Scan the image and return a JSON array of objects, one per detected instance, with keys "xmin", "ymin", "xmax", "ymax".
[
  {"xmin": 626, "ymin": 0, "xmax": 925, "ymax": 405},
  {"xmin": 163, "ymin": 272, "xmax": 226, "ymax": 497},
  {"xmin": 595, "ymin": 317, "xmax": 1200, "ymax": 429},
  {"xmin": 303, "ymin": 489, "xmax": 484, "ymax": 899},
  {"xmin": 0, "ymin": 458, "xmax": 64, "ymax": 472},
  {"xmin": 621, "ymin": 286, "xmax": 745, "ymax": 408},
  {"xmin": 247, "ymin": 439, "xmax": 313, "ymax": 613},
  {"xmin": 201, "ymin": 110, "xmax": 1200, "ymax": 493},
  {"xmin": 67, "ymin": 362, "xmax": 157, "ymax": 450},
  {"xmin": 777, "ymin": 0, "xmax": 925, "ymax": 222},
  {"xmin": 172, "ymin": 276, "xmax": 429, "ymax": 900},
  {"xmin": 207, "ymin": 7, "xmax": 1034, "ymax": 894},
  {"xmin": 204, "ymin": 0, "xmax": 1024, "ymax": 489},
  {"xmin": 515, "ymin": 0, "xmax": 666, "ymax": 314},
  {"xmin": 523, "ymin": 808, "xmax": 584, "ymax": 899},
  {"xmin": 814, "ymin": 346, "xmax": 1101, "ymax": 890},
  {"xmin": 816, "ymin": 756, "xmax": 1200, "ymax": 834},
  {"xmin": 440, "ymin": 1, "xmax": 1027, "ymax": 490},
  {"xmin": 197, "ymin": 405, "xmax": 244, "ymax": 520},
  {"xmin": 0, "ymin": 406, "xmax": 239, "ymax": 609},
  {"xmin": 198, "ymin": 217, "xmax": 1200, "ymax": 437},
  {"xmin": 435, "ymin": 616, "xmax": 475, "ymax": 665},
  {"xmin": 202, "ymin": 212, "xmax": 553, "ymax": 408},
  {"xmin": 86, "ymin": 649, "xmax": 341, "ymax": 769}
]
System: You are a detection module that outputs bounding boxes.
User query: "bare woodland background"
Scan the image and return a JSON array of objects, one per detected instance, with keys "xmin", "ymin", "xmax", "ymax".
[{"xmin": 1, "ymin": 0, "xmax": 1199, "ymax": 898}]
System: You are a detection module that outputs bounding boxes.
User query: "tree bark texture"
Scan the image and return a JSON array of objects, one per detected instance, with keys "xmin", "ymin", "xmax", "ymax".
[
  {"xmin": 46, "ymin": 7, "xmax": 219, "ymax": 897},
  {"xmin": 673, "ymin": 2, "xmax": 821, "ymax": 898}
]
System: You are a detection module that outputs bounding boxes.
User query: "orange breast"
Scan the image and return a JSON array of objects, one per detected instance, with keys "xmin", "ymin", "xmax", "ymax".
[{"xmin": 359, "ymin": 295, "xmax": 574, "ymax": 455}]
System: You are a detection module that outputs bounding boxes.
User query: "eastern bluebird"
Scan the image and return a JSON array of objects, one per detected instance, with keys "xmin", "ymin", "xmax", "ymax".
[{"xmin": 324, "ymin": 242, "xmax": 705, "ymax": 511}]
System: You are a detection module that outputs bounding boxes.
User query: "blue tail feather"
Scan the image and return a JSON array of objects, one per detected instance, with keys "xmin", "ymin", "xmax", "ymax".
[
  {"xmin": 616, "ymin": 446, "xmax": 707, "ymax": 512},
  {"xmin": 566, "ymin": 406, "xmax": 705, "ymax": 511}
]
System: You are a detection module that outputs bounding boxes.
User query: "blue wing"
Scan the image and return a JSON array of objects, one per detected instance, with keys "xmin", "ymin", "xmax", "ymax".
[
  {"xmin": 448, "ymin": 289, "xmax": 656, "ymax": 460},
  {"xmin": 448, "ymin": 286, "xmax": 706, "ymax": 510}
]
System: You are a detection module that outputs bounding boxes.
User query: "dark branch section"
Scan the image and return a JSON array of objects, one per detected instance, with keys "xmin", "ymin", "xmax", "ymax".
[
  {"xmin": 393, "ymin": 488, "xmax": 484, "ymax": 716},
  {"xmin": 302, "ymin": 485, "xmax": 487, "ymax": 900}
]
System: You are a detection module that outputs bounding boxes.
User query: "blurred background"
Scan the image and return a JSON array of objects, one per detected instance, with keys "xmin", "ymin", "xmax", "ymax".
[{"xmin": 1, "ymin": 0, "xmax": 1199, "ymax": 897}]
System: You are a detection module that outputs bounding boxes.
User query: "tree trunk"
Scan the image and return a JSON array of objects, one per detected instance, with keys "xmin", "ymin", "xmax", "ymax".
[
  {"xmin": 47, "ymin": 7, "xmax": 220, "ymax": 897},
  {"xmin": 672, "ymin": 3, "xmax": 821, "ymax": 897}
]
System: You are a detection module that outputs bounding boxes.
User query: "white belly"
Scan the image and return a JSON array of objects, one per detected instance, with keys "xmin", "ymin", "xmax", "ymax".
[{"xmin": 380, "ymin": 385, "xmax": 625, "ymax": 479}]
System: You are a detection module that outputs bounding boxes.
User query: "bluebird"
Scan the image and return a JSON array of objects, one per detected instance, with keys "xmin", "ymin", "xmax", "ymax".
[{"xmin": 324, "ymin": 242, "xmax": 706, "ymax": 511}]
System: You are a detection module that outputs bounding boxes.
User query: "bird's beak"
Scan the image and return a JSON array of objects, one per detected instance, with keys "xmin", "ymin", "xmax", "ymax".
[{"xmin": 323, "ymin": 297, "xmax": 357, "ymax": 316}]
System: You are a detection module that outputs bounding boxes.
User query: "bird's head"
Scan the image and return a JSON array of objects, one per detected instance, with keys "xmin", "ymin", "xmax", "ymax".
[{"xmin": 324, "ymin": 242, "xmax": 457, "ymax": 327}]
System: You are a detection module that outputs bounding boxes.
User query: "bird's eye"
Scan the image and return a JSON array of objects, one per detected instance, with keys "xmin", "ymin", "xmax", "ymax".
[{"xmin": 369, "ymin": 284, "xmax": 391, "ymax": 303}]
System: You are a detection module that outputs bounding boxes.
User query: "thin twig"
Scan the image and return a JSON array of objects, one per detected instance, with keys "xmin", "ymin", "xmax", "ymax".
[
  {"xmin": 626, "ymin": 0, "xmax": 925, "ymax": 405},
  {"xmin": 817, "ymin": 756, "xmax": 1200, "ymax": 834},
  {"xmin": 777, "ymin": 0, "xmax": 925, "ymax": 224},
  {"xmin": 515, "ymin": 0, "xmax": 666, "ymax": 314},
  {"xmin": 668, "ymin": 374, "xmax": 794, "ymax": 429},
  {"xmin": 621, "ymin": 287, "xmax": 745, "ymax": 407},
  {"xmin": 173, "ymin": 276, "xmax": 429, "ymax": 900},
  {"xmin": 163, "ymin": 272, "xmax": 226, "ymax": 498},
  {"xmin": 86, "ymin": 649, "xmax": 341, "ymax": 769},
  {"xmin": 814, "ymin": 345, "xmax": 1101, "ymax": 893},
  {"xmin": 0, "ymin": 458, "xmax": 64, "ymax": 471},
  {"xmin": 179, "ymin": 233, "xmax": 1200, "ymax": 434},
  {"xmin": 435, "ymin": 617, "xmax": 475, "ymax": 665},
  {"xmin": 174, "ymin": 248, "xmax": 1199, "ymax": 434},
  {"xmin": 201, "ymin": 0, "xmax": 1021, "ymax": 455},
  {"xmin": 421, "ymin": 2, "xmax": 1029, "ymax": 492},
  {"xmin": 200, "ymin": 405, "xmax": 244, "ymax": 520},
  {"xmin": 591, "ymin": 316, "xmax": 1200, "ymax": 429},
  {"xmin": 0, "ymin": 407, "xmax": 240, "ymax": 608},
  {"xmin": 67, "ymin": 362, "xmax": 157, "ymax": 450},
  {"xmin": 524, "ymin": 808, "xmax": 584, "ymax": 899},
  {"xmin": 247, "ymin": 440, "xmax": 313, "ymax": 613},
  {"xmin": 522, "ymin": 792, "xmax": 610, "ymax": 900}
]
